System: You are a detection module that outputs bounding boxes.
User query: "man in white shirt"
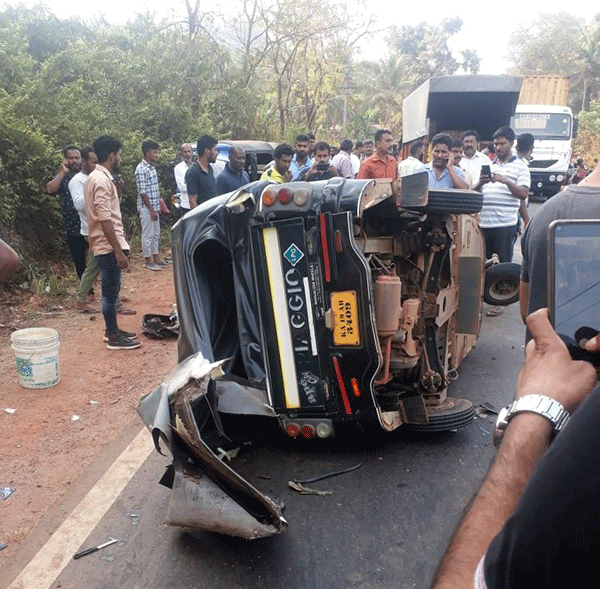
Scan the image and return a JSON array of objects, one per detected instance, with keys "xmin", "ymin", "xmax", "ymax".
[
  {"xmin": 70, "ymin": 146, "xmax": 100, "ymax": 313},
  {"xmin": 331, "ymin": 139, "xmax": 354, "ymax": 179},
  {"xmin": 350, "ymin": 141, "xmax": 363, "ymax": 177},
  {"xmin": 461, "ymin": 130, "xmax": 490, "ymax": 187},
  {"xmin": 174, "ymin": 143, "xmax": 193, "ymax": 217},
  {"xmin": 398, "ymin": 140, "xmax": 425, "ymax": 177}
]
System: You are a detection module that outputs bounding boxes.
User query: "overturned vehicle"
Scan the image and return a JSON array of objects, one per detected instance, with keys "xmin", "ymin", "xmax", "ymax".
[{"xmin": 138, "ymin": 174, "xmax": 519, "ymax": 539}]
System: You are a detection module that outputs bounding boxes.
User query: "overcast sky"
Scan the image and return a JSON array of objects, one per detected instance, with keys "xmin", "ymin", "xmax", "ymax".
[{"xmin": 2, "ymin": 0, "xmax": 591, "ymax": 74}]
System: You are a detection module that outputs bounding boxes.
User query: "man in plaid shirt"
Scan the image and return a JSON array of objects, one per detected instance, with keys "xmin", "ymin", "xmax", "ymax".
[{"xmin": 135, "ymin": 140, "xmax": 168, "ymax": 271}]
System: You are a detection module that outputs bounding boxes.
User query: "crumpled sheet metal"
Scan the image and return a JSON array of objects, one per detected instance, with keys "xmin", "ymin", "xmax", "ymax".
[
  {"xmin": 137, "ymin": 351, "xmax": 224, "ymax": 455},
  {"xmin": 169, "ymin": 382, "xmax": 287, "ymax": 538},
  {"xmin": 137, "ymin": 352, "xmax": 287, "ymax": 538}
]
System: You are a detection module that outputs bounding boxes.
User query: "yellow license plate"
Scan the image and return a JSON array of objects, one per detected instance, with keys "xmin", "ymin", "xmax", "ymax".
[{"xmin": 331, "ymin": 291, "xmax": 360, "ymax": 346}]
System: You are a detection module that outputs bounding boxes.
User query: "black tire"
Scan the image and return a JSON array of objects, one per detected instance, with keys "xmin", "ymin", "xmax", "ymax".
[
  {"xmin": 484, "ymin": 262, "xmax": 520, "ymax": 306},
  {"xmin": 404, "ymin": 397, "xmax": 475, "ymax": 433},
  {"xmin": 424, "ymin": 189, "xmax": 483, "ymax": 215}
]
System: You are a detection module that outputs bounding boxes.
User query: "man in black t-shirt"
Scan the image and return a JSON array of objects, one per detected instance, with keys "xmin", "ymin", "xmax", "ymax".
[
  {"xmin": 46, "ymin": 145, "xmax": 87, "ymax": 278},
  {"xmin": 184, "ymin": 135, "xmax": 218, "ymax": 213},
  {"xmin": 430, "ymin": 309, "xmax": 600, "ymax": 589}
]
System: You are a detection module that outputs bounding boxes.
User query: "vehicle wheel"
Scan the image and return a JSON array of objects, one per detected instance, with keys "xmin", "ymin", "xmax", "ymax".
[
  {"xmin": 404, "ymin": 397, "xmax": 475, "ymax": 432},
  {"xmin": 484, "ymin": 262, "xmax": 520, "ymax": 306},
  {"xmin": 425, "ymin": 190, "xmax": 483, "ymax": 215}
]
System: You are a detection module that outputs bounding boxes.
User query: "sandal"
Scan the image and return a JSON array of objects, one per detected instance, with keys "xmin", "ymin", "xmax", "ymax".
[{"xmin": 486, "ymin": 307, "xmax": 504, "ymax": 317}]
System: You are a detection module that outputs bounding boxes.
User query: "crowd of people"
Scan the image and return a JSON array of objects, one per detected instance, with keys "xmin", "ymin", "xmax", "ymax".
[
  {"xmin": 46, "ymin": 137, "xmax": 140, "ymax": 350},
  {"xmin": 44, "ymin": 127, "xmax": 598, "ymax": 351}
]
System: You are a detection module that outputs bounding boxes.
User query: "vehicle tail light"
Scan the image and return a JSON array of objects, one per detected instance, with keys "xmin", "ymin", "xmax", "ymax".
[
  {"xmin": 351, "ymin": 378, "xmax": 361, "ymax": 397},
  {"xmin": 286, "ymin": 422, "xmax": 300, "ymax": 438},
  {"xmin": 263, "ymin": 189, "xmax": 277, "ymax": 207},
  {"xmin": 316, "ymin": 422, "xmax": 333, "ymax": 439},
  {"xmin": 334, "ymin": 230, "xmax": 343, "ymax": 253},
  {"xmin": 320, "ymin": 214, "xmax": 331, "ymax": 283},
  {"xmin": 300, "ymin": 424, "xmax": 316, "ymax": 439},
  {"xmin": 332, "ymin": 356, "xmax": 352, "ymax": 415},
  {"xmin": 277, "ymin": 187, "xmax": 293, "ymax": 205},
  {"xmin": 293, "ymin": 189, "xmax": 309, "ymax": 207}
]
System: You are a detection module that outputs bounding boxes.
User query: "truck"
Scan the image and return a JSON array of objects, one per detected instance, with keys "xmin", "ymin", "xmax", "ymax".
[
  {"xmin": 401, "ymin": 74, "xmax": 523, "ymax": 158},
  {"xmin": 513, "ymin": 76, "xmax": 575, "ymax": 198}
]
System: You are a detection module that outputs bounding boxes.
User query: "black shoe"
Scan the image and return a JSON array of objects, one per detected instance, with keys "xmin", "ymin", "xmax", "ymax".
[
  {"xmin": 106, "ymin": 333, "xmax": 142, "ymax": 350},
  {"xmin": 103, "ymin": 328, "xmax": 137, "ymax": 342}
]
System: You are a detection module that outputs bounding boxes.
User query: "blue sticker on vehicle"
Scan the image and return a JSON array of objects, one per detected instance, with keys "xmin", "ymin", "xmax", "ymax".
[{"xmin": 284, "ymin": 243, "xmax": 304, "ymax": 267}]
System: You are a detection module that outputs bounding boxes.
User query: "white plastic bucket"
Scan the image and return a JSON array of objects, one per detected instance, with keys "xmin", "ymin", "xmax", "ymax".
[{"xmin": 10, "ymin": 327, "xmax": 60, "ymax": 389}]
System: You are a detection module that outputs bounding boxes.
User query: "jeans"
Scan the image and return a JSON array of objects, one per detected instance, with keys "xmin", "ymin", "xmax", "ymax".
[{"xmin": 95, "ymin": 251, "xmax": 123, "ymax": 334}]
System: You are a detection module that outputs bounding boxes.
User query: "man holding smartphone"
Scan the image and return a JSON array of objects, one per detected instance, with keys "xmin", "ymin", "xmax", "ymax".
[
  {"xmin": 520, "ymin": 159, "xmax": 600, "ymax": 330},
  {"xmin": 417, "ymin": 133, "xmax": 469, "ymax": 190},
  {"xmin": 476, "ymin": 126, "xmax": 530, "ymax": 264},
  {"xmin": 304, "ymin": 142, "xmax": 338, "ymax": 181},
  {"xmin": 431, "ymin": 308, "xmax": 600, "ymax": 589}
]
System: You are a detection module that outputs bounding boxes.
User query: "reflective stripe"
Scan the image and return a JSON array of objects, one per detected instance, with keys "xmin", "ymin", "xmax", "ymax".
[
  {"xmin": 303, "ymin": 277, "xmax": 318, "ymax": 356},
  {"xmin": 262, "ymin": 227, "xmax": 300, "ymax": 408}
]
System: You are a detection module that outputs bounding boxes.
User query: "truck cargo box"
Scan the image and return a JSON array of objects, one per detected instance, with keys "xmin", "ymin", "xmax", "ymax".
[
  {"xmin": 518, "ymin": 76, "xmax": 570, "ymax": 106},
  {"xmin": 402, "ymin": 75, "xmax": 523, "ymax": 144}
]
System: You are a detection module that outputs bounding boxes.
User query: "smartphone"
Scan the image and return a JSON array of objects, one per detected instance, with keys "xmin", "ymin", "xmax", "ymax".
[
  {"xmin": 548, "ymin": 219, "xmax": 600, "ymax": 366},
  {"xmin": 481, "ymin": 164, "xmax": 491, "ymax": 178},
  {"xmin": 316, "ymin": 162, "xmax": 329, "ymax": 172}
]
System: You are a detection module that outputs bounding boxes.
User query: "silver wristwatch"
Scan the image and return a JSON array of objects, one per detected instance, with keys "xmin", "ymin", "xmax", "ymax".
[{"xmin": 496, "ymin": 394, "xmax": 570, "ymax": 437}]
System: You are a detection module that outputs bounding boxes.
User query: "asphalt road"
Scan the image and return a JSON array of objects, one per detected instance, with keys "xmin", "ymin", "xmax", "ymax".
[{"xmin": 1, "ymin": 302, "xmax": 526, "ymax": 589}]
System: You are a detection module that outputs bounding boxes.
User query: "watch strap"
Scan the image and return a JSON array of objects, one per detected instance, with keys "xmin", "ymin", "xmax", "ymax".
[{"xmin": 496, "ymin": 394, "xmax": 570, "ymax": 435}]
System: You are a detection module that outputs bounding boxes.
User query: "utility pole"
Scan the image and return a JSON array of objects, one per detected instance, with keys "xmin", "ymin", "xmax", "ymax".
[{"xmin": 341, "ymin": 67, "xmax": 356, "ymax": 136}]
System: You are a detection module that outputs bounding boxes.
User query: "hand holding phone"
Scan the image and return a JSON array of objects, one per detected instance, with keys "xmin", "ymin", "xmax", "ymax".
[
  {"xmin": 480, "ymin": 164, "xmax": 491, "ymax": 181},
  {"xmin": 548, "ymin": 220, "xmax": 600, "ymax": 367}
]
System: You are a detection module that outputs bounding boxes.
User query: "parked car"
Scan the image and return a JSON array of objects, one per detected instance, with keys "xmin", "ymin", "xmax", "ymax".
[
  {"xmin": 138, "ymin": 173, "xmax": 519, "ymax": 539},
  {"xmin": 212, "ymin": 140, "xmax": 277, "ymax": 181}
]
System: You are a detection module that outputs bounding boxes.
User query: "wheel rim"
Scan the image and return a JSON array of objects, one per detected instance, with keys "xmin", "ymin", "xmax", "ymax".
[{"xmin": 488, "ymin": 278, "xmax": 519, "ymax": 302}]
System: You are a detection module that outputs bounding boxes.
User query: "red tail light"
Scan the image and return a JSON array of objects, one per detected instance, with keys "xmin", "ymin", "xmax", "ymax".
[
  {"xmin": 300, "ymin": 424, "xmax": 316, "ymax": 439},
  {"xmin": 277, "ymin": 187, "xmax": 293, "ymax": 205},
  {"xmin": 351, "ymin": 378, "xmax": 361, "ymax": 397},
  {"xmin": 334, "ymin": 230, "xmax": 343, "ymax": 253},
  {"xmin": 320, "ymin": 214, "xmax": 331, "ymax": 283},
  {"xmin": 286, "ymin": 423, "xmax": 300, "ymax": 438},
  {"xmin": 332, "ymin": 356, "xmax": 352, "ymax": 415}
]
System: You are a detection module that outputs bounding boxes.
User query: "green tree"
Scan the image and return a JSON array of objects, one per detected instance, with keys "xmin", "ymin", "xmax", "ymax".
[
  {"xmin": 388, "ymin": 17, "xmax": 479, "ymax": 91},
  {"xmin": 507, "ymin": 12, "xmax": 600, "ymax": 111}
]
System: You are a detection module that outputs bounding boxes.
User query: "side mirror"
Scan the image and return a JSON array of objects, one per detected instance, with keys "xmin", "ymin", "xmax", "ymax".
[{"xmin": 573, "ymin": 118, "xmax": 579, "ymax": 138}]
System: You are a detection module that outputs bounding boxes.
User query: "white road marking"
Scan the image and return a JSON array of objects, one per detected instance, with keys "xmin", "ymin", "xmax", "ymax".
[{"xmin": 8, "ymin": 428, "xmax": 155, "ymax": 589}]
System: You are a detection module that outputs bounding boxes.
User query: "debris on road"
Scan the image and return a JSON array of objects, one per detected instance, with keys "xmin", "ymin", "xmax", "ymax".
[
  {"xmin": 288, "ymin": 481, "xmax": 332, "ymax": 496},
  {"xmin": 476, "ymin": 402, "xmax": 498, "ymax": 418},
  {"xmin": 3, "ymin": 408, "xmax": 16, "ymax": 414},
  {"xmin": 216, "ymin": 447, "xmax": 240, "ymax": 462},
  {"xmin": 1, "ymin": 486, "xmax": 16, "ymax": 500},
  {"xmin": 295, "ymin": 462, "xmax": 364, "ymax": 485},
  {"xmin": 73, "ymin": 537, "xmax": 118, "ymax": 559}
]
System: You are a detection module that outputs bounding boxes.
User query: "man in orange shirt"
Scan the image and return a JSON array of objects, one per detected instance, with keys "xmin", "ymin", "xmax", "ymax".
[{"xmin": 357, "ymin": 129, "xmax": 398, "ymax": 180}]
